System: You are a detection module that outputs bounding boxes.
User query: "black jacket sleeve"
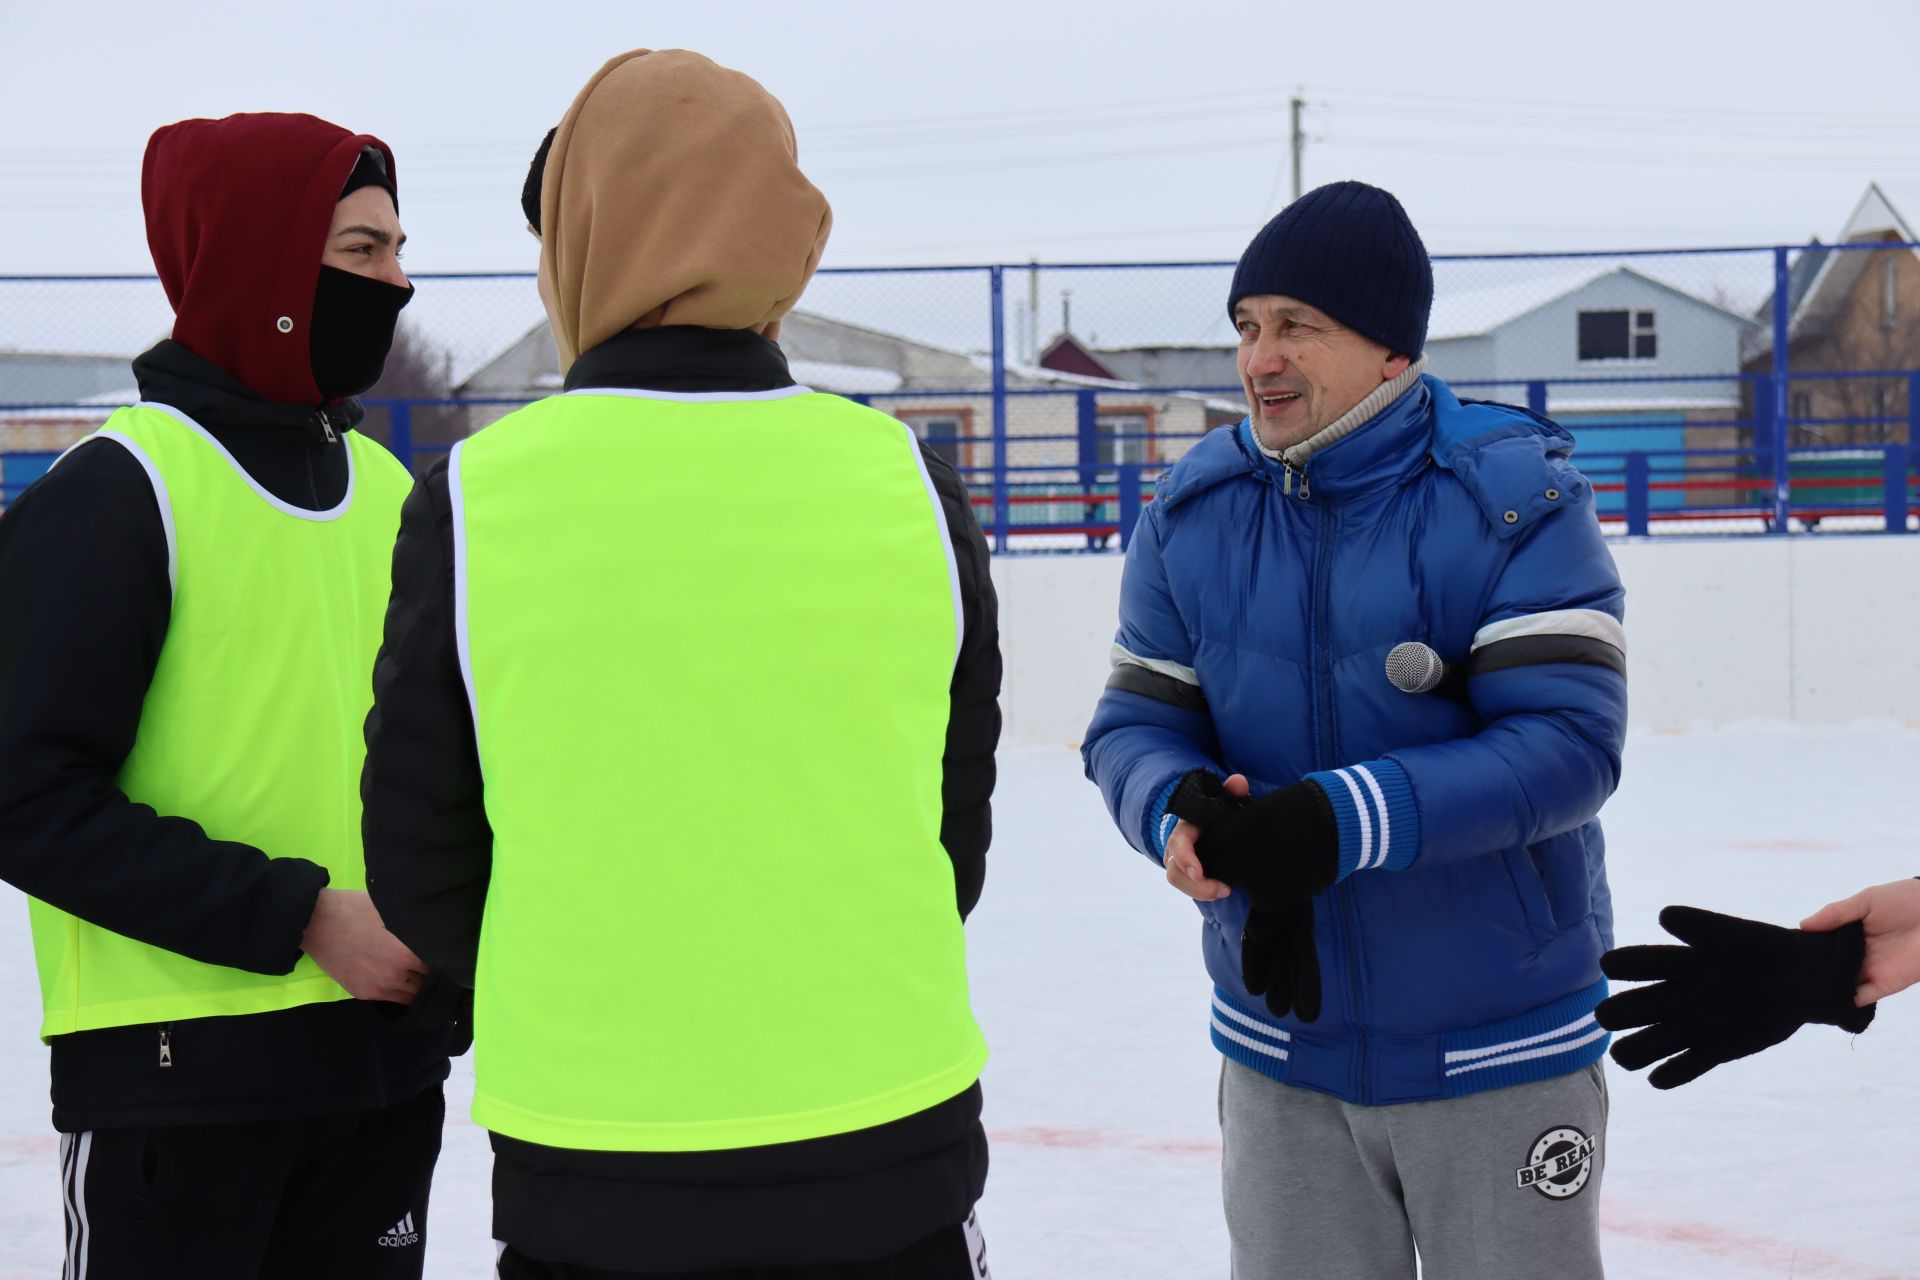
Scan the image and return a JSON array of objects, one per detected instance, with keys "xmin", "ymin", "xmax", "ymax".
[
  {"xmin": 0, "ymin": 441, "xmax": 327, "ymax": 974},
  {"xmin": 920, "ymin": 445, "xmax": 1000, "ymax": 921},
  {"xmin": 361, "ymin": 456, "xmax": 492, "ymax": 989}
]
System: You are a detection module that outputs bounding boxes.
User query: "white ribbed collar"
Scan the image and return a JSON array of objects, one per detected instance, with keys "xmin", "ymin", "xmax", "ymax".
[{"xmin": 1250, "ymin": 355, "xmax": 1430, "ymax": 468}]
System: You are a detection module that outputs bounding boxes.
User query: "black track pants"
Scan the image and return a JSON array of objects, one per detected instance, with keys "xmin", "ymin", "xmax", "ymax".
[
  {"xmin": 57, "ymin": 1084, "xmax": 444, "ymax": 1280},
  {"xmin": 497, "ymin": 1209, "xmax": 992, "ymax": 1280}
]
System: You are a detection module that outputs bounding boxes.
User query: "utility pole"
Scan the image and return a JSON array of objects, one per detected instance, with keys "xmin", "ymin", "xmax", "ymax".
[
  {"xmin": 1028, "ymin": 258, "xmax": 1040, "ymax": 362},
  {"xmin": 1290, "ymin": 92, "xmax": 1304, "ymax": 202}
]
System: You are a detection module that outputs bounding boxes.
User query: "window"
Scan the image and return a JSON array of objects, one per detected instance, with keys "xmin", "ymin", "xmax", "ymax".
[
  {"xmin": 897, "ymin": 409, "xmax": 970, "ymax": 468},
  {"xmin": 1096, "ymin": 408, "xmax": 1155, "ymax": 466},
  {"xmin": 1791, "ymin": 391, "xmax": 1812, "ymax": 422},
  {"xmin": 1578, "ymin": 309, "xmax": 1657, "ymax": 362},
  {"xmin": 1875, "ymin": 384, "xmax": 1893, "ymax": 423},
  {"xmin": 1885, "ymin": 259, "xmax": 1900, "ymax": 329}
]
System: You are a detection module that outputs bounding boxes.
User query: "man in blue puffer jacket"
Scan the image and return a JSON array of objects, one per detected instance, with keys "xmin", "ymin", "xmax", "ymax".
[{"xmin": 1083, "ymin": 182, "xmax": 1627, "ymax": 1280}]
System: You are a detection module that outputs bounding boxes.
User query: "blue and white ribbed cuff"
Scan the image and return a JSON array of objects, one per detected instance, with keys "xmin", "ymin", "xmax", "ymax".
[
  {"xmin": 1148, "ymin": 776, "xmax": 1182, "ymax": 862},
  {"xmin": 1306, "ymin": 759, "xmax": 1420, "ymax": 879}
]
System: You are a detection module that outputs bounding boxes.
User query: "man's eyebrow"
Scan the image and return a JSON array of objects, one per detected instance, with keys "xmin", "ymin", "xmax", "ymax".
[{"xmin": 332, "ymin": 224, "xmax": 405, "ymax": 248}]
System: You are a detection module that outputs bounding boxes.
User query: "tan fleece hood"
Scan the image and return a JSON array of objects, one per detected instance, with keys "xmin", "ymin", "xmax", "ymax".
[{"xmin": 539, "ymin": 49, "xmax": 832, "ymax": 374}]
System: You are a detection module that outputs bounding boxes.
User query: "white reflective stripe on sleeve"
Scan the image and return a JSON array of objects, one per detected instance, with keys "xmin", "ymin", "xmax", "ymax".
[
  {"xmin": 447, "ymin": 439, "xmax": 483, "ymax": 768},
  {"xmin": 1330, "ymin": 769, "xmax": 1373, "ymax": 871},
  {"xmin": 63, "ymin": 431, "xmax": 178, "ymax": 596},
  {"xmin": 901, "ymin": 423, "xmax": 964, "ymax": 666},
  {"xmin": 1109, "ymin": 644, "xmax": 1199, "ymax": 687},
  {"xmin": 1471, "ymin": 608, "xmax": 1626, "ymax": 655}
]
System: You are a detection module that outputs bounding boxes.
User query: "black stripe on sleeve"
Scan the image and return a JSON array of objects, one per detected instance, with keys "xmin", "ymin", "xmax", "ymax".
[
  {"xmin": 1105, "ymin": 663, "xmax": 1208, "ymax": 712},
  {"xmin": 1471, "ymin": 634, "xmax": 1626, "ymax": 678}
]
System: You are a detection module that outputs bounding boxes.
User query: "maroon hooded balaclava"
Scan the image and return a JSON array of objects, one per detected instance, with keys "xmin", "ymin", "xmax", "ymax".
[{"xmin": 142, "ymin": 113, "xmax": 399, "ymax": 406}]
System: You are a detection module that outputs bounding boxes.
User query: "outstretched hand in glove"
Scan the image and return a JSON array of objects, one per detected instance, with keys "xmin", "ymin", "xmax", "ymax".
[{"xmin": 1596, "ymin": 905, "xmax": 1875, "ymax": 1090}]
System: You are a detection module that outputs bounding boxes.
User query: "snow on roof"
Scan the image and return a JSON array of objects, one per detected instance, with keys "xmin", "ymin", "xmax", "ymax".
[
  {"xmin": 788, "ymin": 360, "xmax": 905, "ymax": 394},
  {"xmin": 1428, "ymin": 266, "xmax": 1618, "ymax": 341}
]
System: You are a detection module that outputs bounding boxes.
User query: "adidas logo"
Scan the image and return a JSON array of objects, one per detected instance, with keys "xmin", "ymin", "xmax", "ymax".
[{"xmin": 377, "ymin": 1212, "xmax": 421, "ymax": 1248}]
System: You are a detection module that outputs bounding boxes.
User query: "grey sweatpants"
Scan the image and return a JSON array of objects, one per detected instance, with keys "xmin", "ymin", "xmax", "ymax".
[{"xmin": 1220, "ymin": 1059, "xmax": 1607, "ymax": 1280}]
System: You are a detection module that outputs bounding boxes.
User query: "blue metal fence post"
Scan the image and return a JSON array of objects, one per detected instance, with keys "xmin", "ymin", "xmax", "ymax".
[
  {"xmin": 1625, "ymin": 452, "xmax": 1651, "ymax": 537},
  {"xmin": 1885, "ymin": 444, "xmax": 1910, "ymax": 534},
  {"xmin": 1526, "ymin": 381, "xmax": 1548, "ymax": 417},
  {"xmin": 389, "ymin": 400, "xmax": 414, "ymax": 473},
  {"xmin": 1076, "ymin": 390, "xmax": 1100, "ymax": 550},
  {"xmin": 1752, "ymin": 374, "xmax": 1772, "ymax": 500},
  {"xmin": 1908, "ymin": 372, "xmax": 1920, "ymax": 450},
  {"xmin": 989, "ymin": 266, "xmax": 1009, "ymax": 553},
  {"xmin": 1769, "ymin": 247, "xmax": 1793, "ymax": 532},
  {"xmin": 1117, "ymin": 464, "xmax": 1142, "ymax": 551}
]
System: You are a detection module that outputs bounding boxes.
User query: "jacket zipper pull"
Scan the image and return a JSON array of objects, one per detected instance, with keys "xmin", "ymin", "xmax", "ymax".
[
  {"xmin": 158, "ymin": 1027, "xmax": 173, "ymax": 1069},
  {"xmin": 316, "ymin": 411, "xmax": 338, "ymax": 446},
  {"xmin": 1282, "ymin": 464, "xmax": 1296, "ymax": 496}
]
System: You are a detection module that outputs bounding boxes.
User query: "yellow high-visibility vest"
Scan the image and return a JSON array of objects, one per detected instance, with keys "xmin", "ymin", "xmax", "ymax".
[
  {"xmin": 30, "ymin": 403, "xmax": 411, "ymax": 1038},
  {"xmin": 453, "ymin": 386, "xmax": 986, "ymax": 1152}
]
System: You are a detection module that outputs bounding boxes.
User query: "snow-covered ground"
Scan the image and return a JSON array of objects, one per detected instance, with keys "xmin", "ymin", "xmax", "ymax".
[{"xmin": 1, "ymin": 724, "xmax": 1916, "ymax": 1278}]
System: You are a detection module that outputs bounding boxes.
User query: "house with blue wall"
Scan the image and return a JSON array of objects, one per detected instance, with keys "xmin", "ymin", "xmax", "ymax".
[{"xmin": 1425, "ymin": 266, "xmax": 1759, "ymax": 512}]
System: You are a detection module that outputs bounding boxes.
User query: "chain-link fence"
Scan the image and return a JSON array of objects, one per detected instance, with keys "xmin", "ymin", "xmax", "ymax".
[{"xmin": 6, "ymin": 242, "xmax": 1919, "ymax": 548}]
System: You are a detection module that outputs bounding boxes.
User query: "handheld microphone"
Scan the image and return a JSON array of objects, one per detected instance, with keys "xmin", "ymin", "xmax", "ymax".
[{"xmin": 1386, "ymin": 641, "xmax": 1466, "ymax": 698}]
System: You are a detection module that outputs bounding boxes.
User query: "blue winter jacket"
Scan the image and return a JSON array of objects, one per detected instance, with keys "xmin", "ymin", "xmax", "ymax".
[{"xmin": 1082, "ymin": 371, "xmax": 1628, "ymax": 1105}]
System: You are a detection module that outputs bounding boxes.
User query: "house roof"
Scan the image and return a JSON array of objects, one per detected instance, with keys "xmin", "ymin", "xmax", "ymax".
[
  {"xmin": 0, "ymin": 351, "xmax": 138, "ymax": 407},
  {"xmin": 1428, "ymin": 265, "xmax": 1756, "ymax": 343},
  {"xmin": 1037, "ymin": 333, "xmax": 1118, "ymax": 380},
  {"xmin": 459, "ymin": 309, "xmax": 1065, "ymax": 399},
  {"xmin": 1751, "ymin": 182, "xmax": 1920, "ymax": 354},
  {"xmin": 1088, "ymin": 346, "xmax": 1239, "ymax": 389}
]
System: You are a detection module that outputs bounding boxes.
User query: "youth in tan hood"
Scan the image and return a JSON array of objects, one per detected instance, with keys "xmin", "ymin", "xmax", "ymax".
[{"xmin": 539, "ymin": 49, "xmax": 832, "ymax": 374}]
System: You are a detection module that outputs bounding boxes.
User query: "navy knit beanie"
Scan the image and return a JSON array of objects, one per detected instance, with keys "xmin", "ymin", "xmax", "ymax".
[{"xmin": 1228, "ymin": 181, "xmax": 1433, "ymax": 356}]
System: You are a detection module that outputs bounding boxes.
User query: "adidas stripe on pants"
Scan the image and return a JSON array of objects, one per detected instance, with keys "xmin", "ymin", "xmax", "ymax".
[{"xmin": 54, "ymin": 1084, "xmax": 443, "ymax": 1279}]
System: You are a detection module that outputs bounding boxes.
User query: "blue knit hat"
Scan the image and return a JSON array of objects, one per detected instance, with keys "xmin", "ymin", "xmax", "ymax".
[{"xmin": 1228, "ymin": 181, "xmax": 1433, "ymax": 357}]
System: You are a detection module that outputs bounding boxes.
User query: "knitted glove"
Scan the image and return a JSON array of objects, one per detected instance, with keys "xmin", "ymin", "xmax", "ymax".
[
  {"xmin": 1167, "ymin": 771, "xmax": 1324, "ymax": 1024},
  {"xmin": 1242, "ymin": 901, "xmax": 1322, "ymax": 1023},
  {"xmin": 1165, "ymin": 769, "xmax": 1243, "ymax": 829},
  {"xmin": 1596, "ymin": 905, "xmax": 1876, "ymax": 1089},
  {"xmin": 1193, "ymin": 780, "xmax": 1339, "ymax": 912}
]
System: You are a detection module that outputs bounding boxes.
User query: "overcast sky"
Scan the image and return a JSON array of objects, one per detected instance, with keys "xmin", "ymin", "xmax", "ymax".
[{"xmin": 4, "ymin": 0, "xmax": 1918, "ymax": 280}]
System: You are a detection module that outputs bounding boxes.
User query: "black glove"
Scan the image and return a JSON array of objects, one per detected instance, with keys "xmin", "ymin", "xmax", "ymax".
[
  {"xmin": 1193, "ymin": 779, "xmax": 1339, "ymax": 912},
  {"xmin": 1242, "ymin": 902, "xmax": 1322, "ymax": 1023},
  {"xmin": 1166, "ymin": 770, "xmax": 1324, "ymax": 1024},
  {"xmin": 1166, "ymin": 769, "xmax": 1243, "ymax": 828},
  {"xmin": 1596, "ymin": 905, "xmax": 1876, "ymax": 1089}
]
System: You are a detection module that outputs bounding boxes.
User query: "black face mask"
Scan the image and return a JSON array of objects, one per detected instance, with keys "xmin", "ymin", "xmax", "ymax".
[{"xmin": 308, "ymin": 264, "xmax": 414, "ymax": 400}]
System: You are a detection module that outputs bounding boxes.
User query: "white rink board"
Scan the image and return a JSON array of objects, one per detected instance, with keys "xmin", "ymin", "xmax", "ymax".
[{"xmin": 994, "ymin": 535, "xmax": 1920, "ymax": 744}]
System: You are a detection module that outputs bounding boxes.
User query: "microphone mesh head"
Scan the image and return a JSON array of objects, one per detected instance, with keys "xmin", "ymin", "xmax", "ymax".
[{"xmin": 1385, "ymin": 642, "xmax": 1444, "ymax": 694}]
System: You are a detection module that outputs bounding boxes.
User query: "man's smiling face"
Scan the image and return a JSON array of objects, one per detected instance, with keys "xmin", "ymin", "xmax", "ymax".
[{"xmin": 1234, "ymin": 293, "xmax": 1408, "ymax": 452}]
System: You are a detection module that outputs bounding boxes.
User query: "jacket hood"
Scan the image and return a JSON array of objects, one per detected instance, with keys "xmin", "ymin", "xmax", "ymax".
[
  {"xmin": 143, "ymin": 113, "xmax": 397, "ymax": 406},
  {"xmin": 538, "ymin": 49, "xmax": 832, "ymax": 375},
  {"xmin": 1157, "ymin": 375, "xmax": 1588, "ymax": 532}
]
